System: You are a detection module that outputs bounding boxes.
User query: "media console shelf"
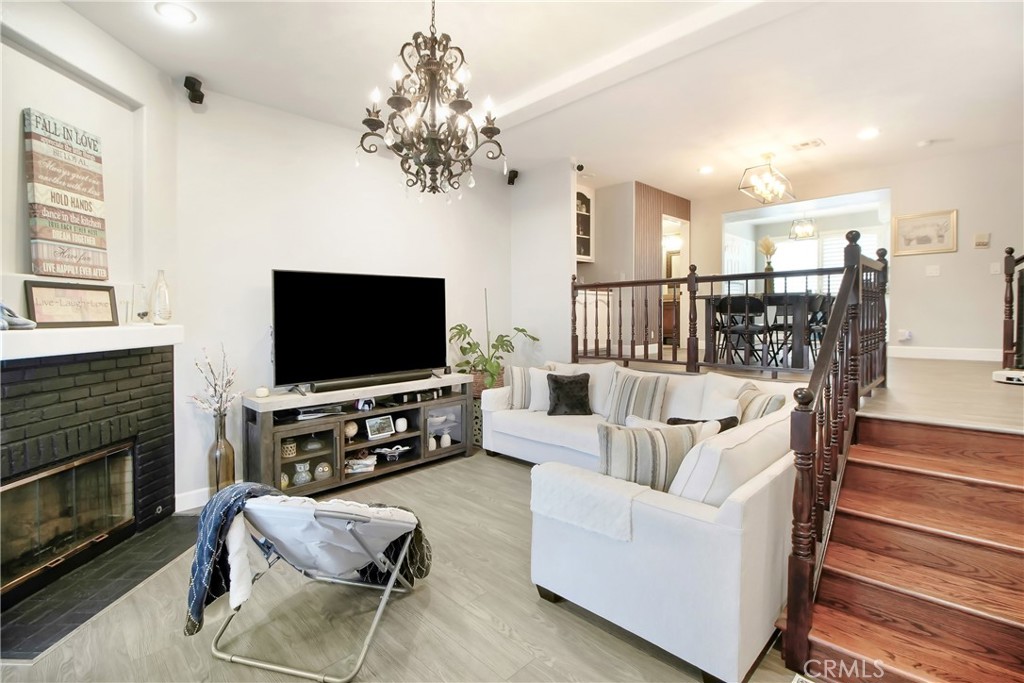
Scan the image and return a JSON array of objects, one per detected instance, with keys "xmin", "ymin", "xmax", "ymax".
[{"xmin": 242, "ymin": 374, "xmax": 473, "ymax": 496}]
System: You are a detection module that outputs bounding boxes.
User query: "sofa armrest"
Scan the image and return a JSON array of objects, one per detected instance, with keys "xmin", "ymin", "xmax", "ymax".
[{"xmin": 480, "ymin": 386, "xmax": 511, "ymax": 412}]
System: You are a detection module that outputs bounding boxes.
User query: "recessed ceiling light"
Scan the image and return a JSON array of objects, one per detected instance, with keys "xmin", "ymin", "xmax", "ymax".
[
  {"xmin": 154, "ymin": 2, "xmax": 197, "ymax": 25},
  {"xmin": 698, "ymin": 166, "xmax": 714, "ymax": 175},
  {"xmin": 857, "ymin": 127, "xmax": 880, "ymax": 141}
]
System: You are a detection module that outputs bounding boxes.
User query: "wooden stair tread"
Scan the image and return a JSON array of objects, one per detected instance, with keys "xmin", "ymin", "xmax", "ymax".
[
  {"xmin": 809, "ymin": 605, "xmax": 1024, "ymax": 683},
  {"xmin": 837, "ymin": 487, "xmax": 1024, "ymax": 552},
  {"xmin": 850, "ymin": 444, "xmax": 1024, "ymax": 489},
  {"xmin": 824, "ymin": 542, "xmax": 1024, "ymax": 625},
  {"xmin": 856, "ymin": 418, "xmax": 1024, "ymax": 467}
]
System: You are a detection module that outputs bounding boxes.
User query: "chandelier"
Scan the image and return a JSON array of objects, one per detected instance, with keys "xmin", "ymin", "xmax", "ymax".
[
  {"xmin": 790, "ymin": 218, "xmax": 817, "ymax": 239},
  {"xmin": 358, "ymin": 0, "xmax": 504, "ymax": 194},
  {"xmin": 738, "ymin": 153, "xmax": 794, "ymax": 205}
]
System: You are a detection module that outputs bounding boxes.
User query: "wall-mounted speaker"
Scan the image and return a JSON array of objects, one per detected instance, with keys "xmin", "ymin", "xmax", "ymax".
[
  {"xmin": 507, "ymin": 169, "xmax": 519, "ymax": 185},
  {"xmin": 183, "ymin": 76, "xmax": 205, "ymax": 104}
]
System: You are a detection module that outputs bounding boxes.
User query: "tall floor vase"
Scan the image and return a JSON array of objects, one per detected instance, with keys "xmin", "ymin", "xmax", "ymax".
[{"xmin": 208, "ymin": 413, "xmax": 235, "ymax": 494}]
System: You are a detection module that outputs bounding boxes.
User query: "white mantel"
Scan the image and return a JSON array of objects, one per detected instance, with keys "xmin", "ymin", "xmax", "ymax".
[{"xmin": 0, "ymin": 324, "xmax": 184, "ymax": 361}]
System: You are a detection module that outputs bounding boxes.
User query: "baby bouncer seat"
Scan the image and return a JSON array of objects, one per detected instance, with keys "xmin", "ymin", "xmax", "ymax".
[{"xmin": 191, "ymin": 491, "xmax": 428, "ymax": 683}]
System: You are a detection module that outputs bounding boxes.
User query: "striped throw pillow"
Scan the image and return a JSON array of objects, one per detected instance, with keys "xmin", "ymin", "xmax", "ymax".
[
  {"xmin": 737, "ymin": 382, "xmax": 787, "ymax": 424},
  {"xmin": 606, "ymin": 369, "xmax": 669, "ymax": 425},
  {"xmin": 598, "ymin": 422, "xmax": 702, "ymax": 492},
  {"xmin": 506, "ymin": 366, "xmax": 532, "ymax": 409}
]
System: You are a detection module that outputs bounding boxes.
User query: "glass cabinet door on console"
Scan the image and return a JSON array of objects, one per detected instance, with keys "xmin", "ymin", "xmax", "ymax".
[
  {"xmin": 276, "ymin": 425, "xmax": 340, "ymax": 493},
  {"xmin": 425, "ymin": 401, "xmax": 465, "ymax": 456}
]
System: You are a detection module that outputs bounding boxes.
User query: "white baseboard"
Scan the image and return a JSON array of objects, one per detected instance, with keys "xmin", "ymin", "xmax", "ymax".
[
  {"xmin": 888, "ymin": 346, "xmax": 1000, "ymax": 362},
  {"xmin": 175, "ymin": 487, "xmax": 210, "ymax": 513}
]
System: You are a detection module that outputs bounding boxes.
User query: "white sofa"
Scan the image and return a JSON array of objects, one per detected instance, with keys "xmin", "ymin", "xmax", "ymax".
[
  {"xmin": 481, "ymin": 366, "xmax": 799, "ymax": 471},
  {"xmin": 483, "ymin": 366, "xmax": 803, "ymax": 683}
]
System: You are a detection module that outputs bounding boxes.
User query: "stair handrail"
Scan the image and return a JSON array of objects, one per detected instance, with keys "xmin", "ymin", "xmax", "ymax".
[
  {"xmin": 783, "ymin": 231, "xmax": 888, "ymax": 671},
  {"xmin": 1002, "ymin": 247, "xmax": 1024, "ymax": 369}
]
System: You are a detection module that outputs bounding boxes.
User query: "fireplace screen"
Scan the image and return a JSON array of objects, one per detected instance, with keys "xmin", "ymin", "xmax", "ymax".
[{"xmin": 1, "ymin": 442, "xmax": 134, "ymax": 593}]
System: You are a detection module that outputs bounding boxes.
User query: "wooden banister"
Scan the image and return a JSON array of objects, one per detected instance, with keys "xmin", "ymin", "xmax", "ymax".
[{"xmin": 782, "ymin": 231, "xmax": 888, "ymax": 671}]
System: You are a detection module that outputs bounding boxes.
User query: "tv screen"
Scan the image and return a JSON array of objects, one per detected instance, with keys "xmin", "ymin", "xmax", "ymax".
[{"xmin": 272, "ymin": 270, "xmax": 447, "ymax": 388}]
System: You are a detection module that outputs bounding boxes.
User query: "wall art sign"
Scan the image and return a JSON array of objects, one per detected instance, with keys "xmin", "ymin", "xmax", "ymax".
[
  {"xmin": 24, "ymin": 280, "xmax": 118, "ymax": 328},
  {"xmin": 23, "ymin": 108, "xmax": 109, "ymax": 280}
]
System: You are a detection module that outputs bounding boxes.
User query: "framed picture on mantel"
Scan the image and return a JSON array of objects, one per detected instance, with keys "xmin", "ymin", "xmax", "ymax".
[{"xmin": 24, "ymin": 280, "xmax": 118, "ymax": 328}]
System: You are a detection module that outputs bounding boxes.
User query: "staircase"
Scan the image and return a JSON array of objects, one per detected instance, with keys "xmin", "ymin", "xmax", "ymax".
[{"xmin": 791, "ymin": 417, "xmax": 1024, "ymax": 683}]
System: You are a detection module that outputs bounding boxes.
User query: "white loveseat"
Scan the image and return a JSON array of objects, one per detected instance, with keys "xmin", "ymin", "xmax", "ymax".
[{"xmin": 482, "ymin": 365, "xmax": 803, "ymax": 682}]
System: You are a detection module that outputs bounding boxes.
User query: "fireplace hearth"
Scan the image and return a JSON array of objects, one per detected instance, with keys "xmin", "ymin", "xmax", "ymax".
[{"xmin": 0, "ymin": 345, "xmax": 176, "ymax": 609}]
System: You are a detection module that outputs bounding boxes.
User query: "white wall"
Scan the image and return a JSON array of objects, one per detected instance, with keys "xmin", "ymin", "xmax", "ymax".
[
  {"xmin": 0, "ymin": 2, "xmax": 178, "ymax": 313},
  {"xmin": 174, "ymin": 92, "xmax": 512, "ymax": 503},
  {"xmin": 692, "ymin": 144, "xmax": 1023, "ymax": 358},
  {"xmin": 578, "ymin": 181, "xmax": 635, "ymax": 284},
  {"xmin": 509, "ymin": 159, "xmax": 575, "ymax": 365}
]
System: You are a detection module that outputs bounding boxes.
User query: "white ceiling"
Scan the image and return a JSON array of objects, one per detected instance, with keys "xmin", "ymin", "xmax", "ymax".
[{"xmin": 70, "ymin": 1, "xmax": 1023, "ymax": 201}]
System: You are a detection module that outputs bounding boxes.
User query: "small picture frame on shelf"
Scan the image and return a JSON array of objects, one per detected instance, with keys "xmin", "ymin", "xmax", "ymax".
[{"xmin": 365, "ymin": 415, "xmax": 395, "ymax": 440}]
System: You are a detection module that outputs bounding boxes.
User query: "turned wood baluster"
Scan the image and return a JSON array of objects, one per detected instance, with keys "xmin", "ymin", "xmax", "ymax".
[
  {"xmin": 671, "ymin": 285, "xmax": 679, "ymax": 363},
  {"xmin": 604, "ymin": 290, "xmax": 612, "ymax": 357},
  {"xmin": 843, "ymin": 231, "xmax": 862, "ymax": 428},
  {"xmin": 785, "ymin": 388, "xmax": 817, "ymax": 671},
  {"xmin": 617, "ymin": 289, "xmax": 623, "ymax": 359},
  {"xmin": 829, "ymin": 341, "xmax": 842, "ymax": 483},
  {"xmin": 1004, "ymin": 247, "xmax": 1016, "ymax": 369},
  {"xmin": 571, "ymin": 276, "xmax": 579, "ymax": 363},
  {"xmin": 687, "ymin": 265, "xmax": 699, "ymax": 373},
  {"xmin": 630, "ymin": 288, "xmax": 637, "ymax": 360},
  {"xmin": 814, "ymin": 386, "xmax": 827, "ymax": 541},
  {"xmin": 585, "ymin": 286, "xmax": 593, "ymax": 358},
  {"xmin": 877, "ymin": 248, "xmax": 888, "ymax": 388},
  {"xmin": 644, "ymin": 287, "xmax": 650, "ymax": 360}
]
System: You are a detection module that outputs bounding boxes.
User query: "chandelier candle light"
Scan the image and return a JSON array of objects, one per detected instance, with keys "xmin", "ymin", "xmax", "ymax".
[
  {"xmin": 738, "ymin": 153, "xmax": 795, "ymax": 205},
  {"xmin": 359, "ymin": 0, "xmax": 505, "ymax": 194}
]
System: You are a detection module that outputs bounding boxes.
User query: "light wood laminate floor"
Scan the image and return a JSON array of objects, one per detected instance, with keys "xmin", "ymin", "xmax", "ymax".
[
  {"xmin": 0, "ymin": 452, "xmax": 796, "ymax": 683},
  {"xmin": 3, "ymin": 358, "xmax": 1017, "ymax": 682}
]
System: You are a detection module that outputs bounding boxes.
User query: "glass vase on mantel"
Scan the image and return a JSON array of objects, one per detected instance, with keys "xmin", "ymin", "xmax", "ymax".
[
  {"xmin": 764, "ymin": 261, "xmax": 775, "ymax": 295},
  {"xmin": 208, "ymin": 412, "xmax": 235, "ymax": 494},
  {"xmin": 151, "ymin": 269, "xmax": 172, "ymax": 325}
]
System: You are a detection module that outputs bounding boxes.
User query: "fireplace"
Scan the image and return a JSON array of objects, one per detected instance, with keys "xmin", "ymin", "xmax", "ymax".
[{"xmin": 0, "ymin": 344, "xmax": 176, "ymax": 608}]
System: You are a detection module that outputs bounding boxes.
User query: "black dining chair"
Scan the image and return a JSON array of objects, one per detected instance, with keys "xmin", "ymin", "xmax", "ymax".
[
  {"xmin": 715, "ymin": 296, "xmax": 768, "ymax": 366},
  {"xmin": 809, "ymin": 294, "xmax": 830, "ymax": 362}
]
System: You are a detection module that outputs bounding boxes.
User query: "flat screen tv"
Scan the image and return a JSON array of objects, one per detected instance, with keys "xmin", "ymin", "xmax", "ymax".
[{"xmin": 272, "ymin": 270, "xmax": 447, "ymax": 390}]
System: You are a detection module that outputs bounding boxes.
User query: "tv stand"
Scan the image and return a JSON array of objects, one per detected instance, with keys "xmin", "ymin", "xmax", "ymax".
[{"xmin": 242, "ymin": 374, "xmax": 473, "ymax": 496}]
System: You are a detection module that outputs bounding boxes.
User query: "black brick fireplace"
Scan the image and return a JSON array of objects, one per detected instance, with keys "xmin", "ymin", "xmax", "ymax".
[{"xmin": 0, "ymin": 345, "xmax": 176, "ymax": 606}]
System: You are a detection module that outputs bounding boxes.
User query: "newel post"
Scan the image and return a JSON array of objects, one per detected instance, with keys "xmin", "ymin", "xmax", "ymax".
[
  {"xmin": 844, "ymin": 231, "xmax": 862, "ymax": 419},
  {"xmin": 785, "ymin": 387, "xmax": 817, "ymax": 671},
  {"xmin": 1004, "ymin": 247, "xmax": 1016, "ymax": 369},
  {"xmin": 570, "ymin": 275, "xmax": 579, "ymax": 363},
  {"xmin": 876, "ymin": 248, "xmax": 888, "ymax": 388},
  {"xmin": 686, "ymin": 264, "xmax": 699, "ymax": 373}
]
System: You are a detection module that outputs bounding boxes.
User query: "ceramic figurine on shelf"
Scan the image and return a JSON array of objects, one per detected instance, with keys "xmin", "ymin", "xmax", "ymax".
[
  {"xmin": 440, "ymin": 428, "xmax": 452, "ymax": 448},
  {"xmin": 280, "ymin": 471, "xmax": 289, "ymax": 489},
  {"xmin": 292, "ymin": 461, "xmax": 312, "ymax": 486},
  {"xmin": 427, "ymin": 435, "xmax": 437, "ymax": 451},
  {"xmin": 314, "ymin": 461, "xmax": 332, "ymax": 481}
]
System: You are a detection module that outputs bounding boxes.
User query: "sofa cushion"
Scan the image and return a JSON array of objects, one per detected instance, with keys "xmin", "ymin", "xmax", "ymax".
[
  {"xmin": 598, "ymin": 422, "xmax": 702, "ymax": 492},
  {"xmin": 667, "ymin": 407, "xmax": 792, "ymax": 506},
  {"xmin": 658, "ymin": 373, "xmax": 707, "ymax": 422},
  {"xmin": 548, "ymin": 361, "xmax": 618, "ymax": 418},
  {"xmin": 737, "ymin": 382, "xmax": 787, "ymax": 424},
  {"xmin": 528, "ymin": 367, "xmax": 572, "ymax": 413},
  {"xmin": 490, "ymin": 409, "xmax": 605, "ymax": 455},
  {"xmin": 548, "ymin": 373, "xmax": 592, "ymax": 416},
  {"xmin": 667, "ymin": 415, "xmax": 739, "ymax": 433},
  {"xmin": 607, "ymin": 368, "xmax": 669, "ymax": 425},
  {"xmin": 625, "ymin": 415, "xmax": 721, "ymax": 444},
  {"xmin": 507, "ymin": 365, "xmax": 532, "ymax": 410}
]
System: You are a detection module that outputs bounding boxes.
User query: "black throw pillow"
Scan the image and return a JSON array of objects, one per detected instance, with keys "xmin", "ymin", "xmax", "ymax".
[
  {"xmin": 667, "ymin": 415, "xmax": 739, "ymax": 432},
  {"xmin": 547, "ymin": 373, "xmax": 592, "ymax": 416}
]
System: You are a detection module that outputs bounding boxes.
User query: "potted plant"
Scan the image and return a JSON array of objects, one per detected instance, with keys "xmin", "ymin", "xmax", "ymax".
[{"xmin": 448, "ymin": 291, "xmax": 538, "ymax": 396}]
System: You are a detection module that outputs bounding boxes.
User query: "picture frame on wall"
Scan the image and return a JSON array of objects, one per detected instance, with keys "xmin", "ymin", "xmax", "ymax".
[
  {"xmin": 892, "ymin": 209, "xmax": 957, "ymax": 256},
  {"xmin": 24, "ymin": 280, "xmax": 118, "ymax": 328}
]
